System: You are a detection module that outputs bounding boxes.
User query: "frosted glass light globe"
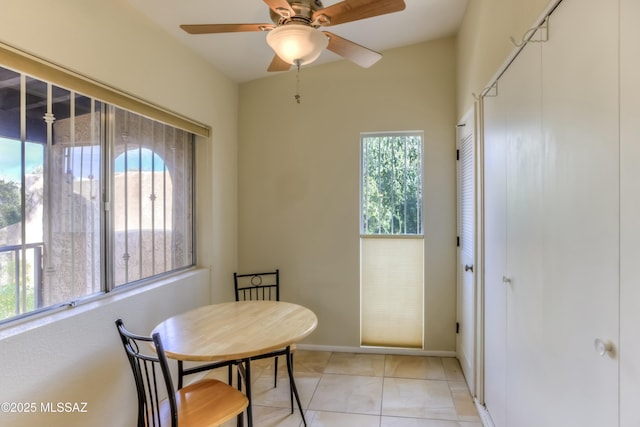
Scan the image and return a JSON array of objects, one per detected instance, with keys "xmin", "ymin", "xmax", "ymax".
[{"xmin": 266, "ymin": 24, "xmax": 328, "ymax": 66}]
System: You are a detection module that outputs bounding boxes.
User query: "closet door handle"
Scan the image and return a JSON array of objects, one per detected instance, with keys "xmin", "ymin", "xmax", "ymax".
[
  {"xmin": 465, "ymin": 264, "xmax": 474, "ymax": 272},
  {"xmin": 594, "ymin": 338, "xmax": 614, "ymax": 357}
]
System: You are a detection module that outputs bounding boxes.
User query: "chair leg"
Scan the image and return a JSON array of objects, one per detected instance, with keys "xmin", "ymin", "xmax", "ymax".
[
  {"xmin": 287, "ymin": 353, "xmax": 293, "ymax": 412},
  {"xmin": 236, "ymin": 363, "xmax": 243, "ymax": 427},
  {"xmin": 237, "ymin": 359, "xmax": 254, "ymax": 427},
  {"xmin": 273, "ymin": 356, "xmax": 278, "ymax": 388}
]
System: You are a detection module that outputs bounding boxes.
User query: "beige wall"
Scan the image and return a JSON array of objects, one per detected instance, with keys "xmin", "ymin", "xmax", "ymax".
[
  {"xmin": 237, "ymin": 38, "xmax": 458, "ymax": 352},
  {"xmin": 0, "ymin": 270, "xmax": 210, "ymax": 427},
  {"xmin": 457, "ymin": 0, "xmax": 551, "ymax": 117},
  {"xmin": 0, "ymin": 1, "xmax": 238, "ymax": 426}
]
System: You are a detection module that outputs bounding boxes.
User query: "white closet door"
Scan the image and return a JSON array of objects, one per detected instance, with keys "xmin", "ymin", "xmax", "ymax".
[
  {"xmin": 483, "ymin": 35, "xmax": 544, "ymax": 427},
  {"xmin": 482, "ymin": 88, "xmax": 508, "ymax": 427},
  {"xmin": 539, "ymin": 0, "xmax": 619, "ymax": 425},
  {"xmin": 620, "ymin": 0, "xmax": 640, "ymax": 425},
  {"xmin": 502, "ymin": 38, "xmax": 543, "ymax": 427}
]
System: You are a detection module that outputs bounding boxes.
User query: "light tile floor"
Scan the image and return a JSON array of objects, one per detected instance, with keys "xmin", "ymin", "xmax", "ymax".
[{"xmin": 208, "ymin": 351, "xmax": 482, "ymax": 427}]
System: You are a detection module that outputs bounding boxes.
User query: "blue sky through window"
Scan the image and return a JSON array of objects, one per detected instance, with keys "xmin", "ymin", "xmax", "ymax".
[{"xmin": 0, "ymin": 138, "xmax": 165, "ymax": 183}]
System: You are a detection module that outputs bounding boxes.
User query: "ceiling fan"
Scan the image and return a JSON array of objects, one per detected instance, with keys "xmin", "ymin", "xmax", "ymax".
[{"xmin": 180, "ymin": 0, "xmax": 407, "ymax": 72}]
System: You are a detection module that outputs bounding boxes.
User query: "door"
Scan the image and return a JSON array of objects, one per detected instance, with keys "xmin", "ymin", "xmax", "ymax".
[
  {"xmin": 482, "ymin": 1, "xmax": 620, "ymax": 426},
  {"xmin": 536, "ymin": 0, "xmax": 619, "ymax": 424},
  {"xmin": 456, "ymin": 108, "xmax": 476, "ymax": 394},
  {"xmin": 502, "ymin": 31, "xmax": 544, "ymax": 427},
  {"xmin": 482, "ymin": 35, "xmax": 544, "ymax": 426},
  {"xmin": 481, "ymin": 85, "xmax": 508, "ymax": 427},
  {"xmin": 620, "ymin": 0, "xmax": 640, "ymax": 425}
]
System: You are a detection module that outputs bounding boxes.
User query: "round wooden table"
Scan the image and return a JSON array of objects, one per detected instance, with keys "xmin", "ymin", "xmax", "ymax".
[
  {"xmin": 153, "ymin": 301, "xmax": 317, "ymax": 427},
  {"xmin": 153, "ymin": 300, "xmax": 317, "ymax": 362}
]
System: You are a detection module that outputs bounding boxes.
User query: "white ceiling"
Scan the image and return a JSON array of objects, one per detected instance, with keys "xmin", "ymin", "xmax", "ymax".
[{"xmin": 125, "ymin": 0, "xmax": 469, "ymax": 83}]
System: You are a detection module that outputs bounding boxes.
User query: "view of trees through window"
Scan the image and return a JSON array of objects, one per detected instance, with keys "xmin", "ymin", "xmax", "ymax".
[
  {"xmin": 0, "ymin": 178, "xmax": 21, "ymax": 228},
  {"xmin": 0, "ymin": 173, "xmax": 24, "ymax": 316},
  {"xmin": 361, "ymin": 132, "xmax": 423, "ymax": 235}
]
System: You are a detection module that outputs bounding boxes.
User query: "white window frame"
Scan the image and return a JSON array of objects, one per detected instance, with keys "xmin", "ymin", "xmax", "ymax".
[
  {"xmin": 359, "ymin": 131, "xmax": 425, "ymax": 349},
  {"xmin": 360, "ymin": 131, "xmax": 424, "ymax": 237}
]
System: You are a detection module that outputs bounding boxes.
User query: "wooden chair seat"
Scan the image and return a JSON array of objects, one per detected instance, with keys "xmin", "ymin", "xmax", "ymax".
[
  {"xmin": 115, "ymin": 318, "xmax": 248, "ymax": 427},
  {"xmin": 159, "ymin": 378, "xmax": 248, "ymax": 426}
]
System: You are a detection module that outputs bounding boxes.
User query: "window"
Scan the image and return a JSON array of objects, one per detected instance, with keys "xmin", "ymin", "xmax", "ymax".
[
  {"xmin": 0, "ymin": 63, "xmax": 195, "ymax": 323},
  {"xmin": 110, "ymin": 108, "xmax": 193, "ymax": 287},
  {"xmin": 360, "ymin": 132, "xmax": 424, "ymax": 349},
  {"xmin": 361, "ymin": 132, "xmax": 423, "ymax": 235}
]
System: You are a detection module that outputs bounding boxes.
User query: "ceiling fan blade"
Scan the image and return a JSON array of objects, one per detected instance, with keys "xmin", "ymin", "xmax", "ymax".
[
  {"xmin": 314, "ymin": 0, "xmax": 406, "ymax": 27},
  {"xmin": 263, "ymin": 0, "xmax": 295, "ymax": 17},
  {"xmin": 324, "ymin": 32, "xmax": 382, "ymax": 68},
  {"xmin": 267, "ymin": 54, "xmax": 292, "ymax": 72},
  {"xmin": 180, "ymin": 23, "xmax": 273, "ymax": 34}
]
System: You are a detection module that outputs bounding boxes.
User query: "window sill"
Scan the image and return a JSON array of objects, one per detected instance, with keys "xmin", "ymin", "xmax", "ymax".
[{"xmin": 0, "ymin": 267, "xmax": 202, "ymax": 341}]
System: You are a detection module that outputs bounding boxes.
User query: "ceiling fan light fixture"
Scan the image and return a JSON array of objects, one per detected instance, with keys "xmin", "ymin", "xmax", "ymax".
[{"xmin": 266, "ymin": 24, "xmax": 328, "ymax": 66}]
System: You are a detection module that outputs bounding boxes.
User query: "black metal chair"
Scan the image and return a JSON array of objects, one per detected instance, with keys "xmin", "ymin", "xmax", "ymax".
[
  {"xmin": 234, "ymin": 270, "xmax": 285, "ymax": 387},
  {"xmin": 234, "ymin": 270, "xmax": 280, "ymax": 302},
  {"xmin": 115, "ymin": 319, "xmax": 248, "ymax": 427},
  {"xmin": 233, "ymin": 269, "xmax": 303, "ymax": 421},
  {"xmin": 174, "ymin": 271, "xmax": 282, "ymax": 391},
  {"xmin": 176, "ymin": 269, "xmax": 306, "ymax": 425}
]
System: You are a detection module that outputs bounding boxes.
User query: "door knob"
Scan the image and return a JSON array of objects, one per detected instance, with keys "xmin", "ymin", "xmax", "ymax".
[
  {"xmin": 502, "ymin": 276, "xmax": 511, "ymax": 284},
  {"xmin": 594, "ymin": 338, "xmax": 614, "ymax": 357},
  {"xmin": 465, "ymin": 264, "xmax": 474, "ymax": 272}
]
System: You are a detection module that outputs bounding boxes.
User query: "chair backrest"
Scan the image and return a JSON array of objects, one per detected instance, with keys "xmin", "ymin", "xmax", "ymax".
[
  {"xmin": 115, "ymin": 319, "xmax": 178, "ymax": 427},
  {"xmin": 234, "ymin": 269, "xmax": 279, "ymax": 301}
]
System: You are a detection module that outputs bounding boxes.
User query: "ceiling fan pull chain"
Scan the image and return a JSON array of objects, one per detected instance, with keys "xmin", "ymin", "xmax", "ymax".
[{"xmin": 294, "ymin": 59, "xmax": 302, "ymax": 104}]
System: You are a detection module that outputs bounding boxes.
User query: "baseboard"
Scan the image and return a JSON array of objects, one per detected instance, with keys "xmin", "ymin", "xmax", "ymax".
[
  {"xmin": 474, "ymin": 398, "xmax": 495, "ymax": 427},
  {"xmin": 296, "ymin": 344, "xmax": 457, "ymax": 358}
]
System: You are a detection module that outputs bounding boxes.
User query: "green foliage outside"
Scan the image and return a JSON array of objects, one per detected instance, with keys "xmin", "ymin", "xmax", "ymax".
[
  {"xmin": 361, "ymin": 134, "xmax": 423, "ymax": 235},
  {"xmin": 0, "ymin": 256, "xmax": 34, "ymax": 320},
  {"xmin": 0, "ymin": 179, "xmax": 21, "ymax": 228},
  {"xmin": 0, "ymin": 179, "xmax": 33, "ymax": 320},
  {"xmin": 0, "ymin": 283, "xmax": 35, "ymax": 320}
]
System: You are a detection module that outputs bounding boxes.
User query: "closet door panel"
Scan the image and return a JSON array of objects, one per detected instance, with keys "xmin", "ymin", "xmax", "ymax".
[
  {"xmin": 620, "ymin": 0, "xmax": 640, "ymax": 424},
  {"xmin": 501, "ymin": 39, "xmax": 544, "ymax": 427},
  {"xmin": 540, "ymin": 0, "xmax": 619, "ymax": 424},
  {"xmin": 482, "ymin": 85, "xmax": 508, "ymax": 427}
]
